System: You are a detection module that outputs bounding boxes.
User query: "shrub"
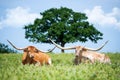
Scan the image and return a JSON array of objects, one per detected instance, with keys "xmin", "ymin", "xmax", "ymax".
[{"xmin": 0, "ymin": 42, "xmax": 17, "ymax": 53}]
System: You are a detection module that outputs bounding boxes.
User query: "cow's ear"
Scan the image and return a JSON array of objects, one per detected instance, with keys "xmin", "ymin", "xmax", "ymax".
[
  {"xmin": 83, "ymin": 48, "xmax": 87, "ymax": 51},
  {"xmin": 24, "ymin": 48, "xmax": 28, "ymax": 52}
]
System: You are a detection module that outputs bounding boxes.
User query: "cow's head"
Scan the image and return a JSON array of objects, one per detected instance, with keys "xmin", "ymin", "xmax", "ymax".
[
  {"xmin": 75, "ymin": 46, "xmax": 84, "ymax": 57},
  {"xmin": 23, "ymin": 46, "xmax": 39, "ymax": 58}
]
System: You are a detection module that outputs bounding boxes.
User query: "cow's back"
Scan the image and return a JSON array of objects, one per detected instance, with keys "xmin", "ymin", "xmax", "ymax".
[{"xmin": 33, "ymin": 52, "xmax": 51, "ymax": 65}]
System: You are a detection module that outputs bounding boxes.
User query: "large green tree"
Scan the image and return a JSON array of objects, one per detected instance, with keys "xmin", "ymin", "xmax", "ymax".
[{"xmin": 24, "ymin": 7, "xmax": 103, "ymax": 52}]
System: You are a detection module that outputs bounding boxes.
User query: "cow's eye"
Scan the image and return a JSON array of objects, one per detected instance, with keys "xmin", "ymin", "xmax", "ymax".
[
  {"xmin": 24, "ymin": 48, "xmax": 28, "ymax": 52},
  {"xmin": 35, "ymin": 50, "xmax": 39, "ymax": 53}
]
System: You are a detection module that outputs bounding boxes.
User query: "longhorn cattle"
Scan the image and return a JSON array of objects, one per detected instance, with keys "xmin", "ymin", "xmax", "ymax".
[
  {"xmin": 49, "ymin": 39, "xmax": 111, "ymax": 64},
  {"xmin": 7, "ymin": 40, "xmax": 55, "ymax": 66}
]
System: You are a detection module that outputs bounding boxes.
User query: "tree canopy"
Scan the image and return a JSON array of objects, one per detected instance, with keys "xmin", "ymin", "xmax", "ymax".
[{"xmin": 24, "ymin": 7, "xmax": 103, "ymax": 52}]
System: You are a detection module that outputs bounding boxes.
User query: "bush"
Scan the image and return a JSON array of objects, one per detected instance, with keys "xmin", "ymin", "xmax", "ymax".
[{"xmin": 0, "ymin": 42, "xmax": 17, "ymax": 53}]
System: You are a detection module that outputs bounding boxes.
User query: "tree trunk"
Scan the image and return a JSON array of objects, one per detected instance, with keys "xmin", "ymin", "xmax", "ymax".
[
  {"xmin": 61, "ymin": 43, "xmax": 65, "ymax": 53},
  {"xmin": 61, "ymin": 49, "xmax": 64, "ymax": 53}
]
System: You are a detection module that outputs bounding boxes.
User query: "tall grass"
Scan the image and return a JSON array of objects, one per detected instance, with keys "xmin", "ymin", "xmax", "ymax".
[{"xmin": 0, "ymin": 53, "xmax": 120, "ymax": 80}]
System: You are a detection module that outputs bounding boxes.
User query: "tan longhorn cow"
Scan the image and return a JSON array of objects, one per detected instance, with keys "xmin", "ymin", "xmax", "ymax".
[
  {"xmin": 49, "ymin": 39, "xmax": 111, "ymax": 64},
  {"xmin": 7, "ymin": 40, "xmax": 56, "ymax": 66}
]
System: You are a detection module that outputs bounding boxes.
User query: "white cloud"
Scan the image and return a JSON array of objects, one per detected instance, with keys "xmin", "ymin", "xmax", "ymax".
[
  {"xmin": 0, "ymin": 6, "xmax": 41, "ymax": 29},
  {"xmin": 84, "ymin": 6, "xmax": 120, "ymax": 30}
]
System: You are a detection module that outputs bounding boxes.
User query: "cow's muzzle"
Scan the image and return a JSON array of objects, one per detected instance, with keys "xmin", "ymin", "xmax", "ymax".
[{"xmin": 29, "ymin": 54, "xmax": 34, "ymax": 58}]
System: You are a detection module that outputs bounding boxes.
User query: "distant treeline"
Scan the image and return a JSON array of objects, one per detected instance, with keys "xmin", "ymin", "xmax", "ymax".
[{"xmin": 0, "ymin": 42, "xmax": 17, "ymax": 53}]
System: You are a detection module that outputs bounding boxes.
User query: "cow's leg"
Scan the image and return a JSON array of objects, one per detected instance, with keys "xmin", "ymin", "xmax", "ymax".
[
  {"xmin": 35, "ymin": 62, "xmax": 41, "ymax": 66},
  {"xmin": 47, "ymin": 58, "xmax": 52, "ymax": 65},
  {"xmin": 22, "ymin": 52, "xmax": 27, "ymax": 65}
]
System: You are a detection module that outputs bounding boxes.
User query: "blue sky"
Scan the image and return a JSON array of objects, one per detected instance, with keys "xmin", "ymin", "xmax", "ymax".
[{"xmin": 0, "ymin": 0, "xmax": 120, "ymax": 53}]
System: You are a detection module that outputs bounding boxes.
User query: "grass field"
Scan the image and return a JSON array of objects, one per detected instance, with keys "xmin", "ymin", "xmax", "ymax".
[{"xmin": 0, "ymin": 53, "xmax": 120, "ymax": 80}]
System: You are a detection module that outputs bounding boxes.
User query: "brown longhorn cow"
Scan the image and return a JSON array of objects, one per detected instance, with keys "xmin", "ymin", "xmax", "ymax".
[
  {"xmin": 49, "ymin": 39, "xmax": 111, "ymax": 64},
  {"xmin": 7, "ymin": 40, "xmax": 55, "ymax": 66}
]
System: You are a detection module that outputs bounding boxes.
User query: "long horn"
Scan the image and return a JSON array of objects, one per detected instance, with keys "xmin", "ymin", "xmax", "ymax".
[
  {"xmin": 38, "ymin": 46, "xmax": 56, "ymax": 53},
  {"xmin": 85, "ymin": 40, "xmax": 109, "ymax": 51},
  {"xmin": 48, "ymin": 38, "xmax": 76, "ymax": 50},
  {"xmin": 7, "ymin": 40, "xmax": 25, "ymax": 50}
]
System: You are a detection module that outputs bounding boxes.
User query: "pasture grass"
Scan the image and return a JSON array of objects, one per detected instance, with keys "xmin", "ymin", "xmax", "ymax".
[{"xmin": 0, "ymin": 53, "xmax": 120, "ymax": 80}]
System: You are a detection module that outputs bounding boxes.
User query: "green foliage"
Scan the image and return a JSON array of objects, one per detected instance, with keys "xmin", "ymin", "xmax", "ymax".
[
  {"xmin": 0, "ymin": 53, "xmax": 120, "ymax": 80},
  {"xmin": 0, "ymin": 43, "xmax": 17, "ymax": 53},
  {"xmin": 24, "ymin": 7, "xmax": 103, "ymax": 52}
]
